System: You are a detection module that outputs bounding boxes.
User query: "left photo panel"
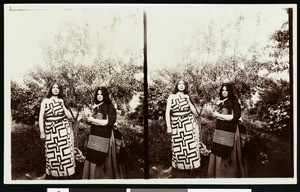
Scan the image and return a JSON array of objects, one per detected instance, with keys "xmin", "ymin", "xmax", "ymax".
[{"xmin": 4, "ymin": 4, "xmax": 145, "ymax": 183}]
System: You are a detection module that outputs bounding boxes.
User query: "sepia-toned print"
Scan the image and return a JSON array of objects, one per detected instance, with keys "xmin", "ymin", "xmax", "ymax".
[
  {"xmin": 5, "ymin": 4, "xmax": 144, "ymax": 183},
  {"xmin": 4, "ymin": 4, "xmax": 297, "ymax": 185},
  {"xmin": 147, "ymin": 5, "xmax": 296, "ymax": 182}
]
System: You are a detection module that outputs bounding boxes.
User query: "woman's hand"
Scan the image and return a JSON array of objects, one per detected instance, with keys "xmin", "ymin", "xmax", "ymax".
[
  {"xmin": 200, "ymin": 142, "xmax": 211, "ymax": 156},
  {"xmin": 213, "ymin": 111, "xmax": 229, "ymax": 121},
  {"xmin": 40, "ymin": 132, "xmax": 45, "ymax": 140},
  {"xmin": 87, "ymin": 116, "xmax": 94, "ymax": 123},
  {"xmin": 167, "ymin": 126, "xmax": 172, "ymax": 135},
  {"xmin": 83, "ymin": 107, "xmax": 92, "ymax": 118},
  {"xmin": 86, "ymin": 116, "xmax": 108, "ymax": 126},
  {"xmin": 212, "ymin": 111, "xmax": 219, "ymax": 118},
  {"xmin": 215, "ymin": 99, "xmax": 222, "ymax": 106}
]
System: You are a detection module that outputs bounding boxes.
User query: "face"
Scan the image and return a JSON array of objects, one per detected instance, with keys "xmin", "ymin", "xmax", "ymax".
[
  {"xmin": 177, "ymin": 80, "xmax": 185, "ymax": 92},
  {"xmin": 97, "ymin": 90, "xmax": 104, "ymax": 102},
  {"xmin": 51, "ymin": 84, "xmax": 60, "ymax": 96},
  {"xmin": 221, "ymin": 86, "xmax": 228, "ymax": 98}
]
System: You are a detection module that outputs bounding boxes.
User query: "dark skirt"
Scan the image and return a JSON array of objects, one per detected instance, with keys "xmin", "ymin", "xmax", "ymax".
[
  {"xmin": 82, "ymin": 130, "xmax": 126, "ymax": 179},
  {"xmin": 208, "ymin": 128, "xmax": 248, "ymax": 178}
]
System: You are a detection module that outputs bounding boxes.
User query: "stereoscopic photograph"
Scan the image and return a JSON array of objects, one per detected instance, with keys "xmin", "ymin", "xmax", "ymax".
[{"xmin": 3, "ymin": 4, "xmax": 297, "ymax": 185}]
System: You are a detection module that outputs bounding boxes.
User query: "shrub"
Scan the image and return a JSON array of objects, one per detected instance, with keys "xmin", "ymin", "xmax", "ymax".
[
  {"xmin": 198, "ymin": 117, "xmax": 215, "ymax": 149},
  {"xmin": 11, "ymin": 81, "xmax": 44, "ymax": 125},
  {"xmin": 148, "ymin": 119, "xmax": 172, "ymax": 166},
  {"xmin": 74, "ymin": 122, "xmax": 90, "ymax": 155},
  {"xmin": 252, "ymin": 79, "xmax": 291, "ymax": 138},
  {"xmin": 118, "ymin": 121, "xmax": 144, "ymax": 178},
  {"xmin": 267, "ymin": 99, "xmax": 291, "ymax": 137},
  {"xmin": 11, "ymin": 125, "xmax": 45, "ymax": 177},
  {"xmin": 240, "ymin": 115, "xmax": 293, "ymax": 177}
]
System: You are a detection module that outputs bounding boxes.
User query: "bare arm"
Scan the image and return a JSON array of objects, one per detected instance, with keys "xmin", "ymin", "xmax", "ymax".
[
  {"xmin": 213, "ymin": 111, "xmax": 233, "ymax": 121},
  {"xmin": 165, "ymin": 95, "xmax": 172, "ymax": 134},
  {"xmin": 60, "ymin": 99, "xmax": 73, "ymax": 119},
  {"xmin": 39, "ymin": 100, "xmax": 46, "ymax": 139},
  {"xmin": 187, "ymin": 96, "xmax": 199, "ymax": 117},
  {"xmin": 87, "ymin": 117, "xmax": 108, "ymax": 126}
]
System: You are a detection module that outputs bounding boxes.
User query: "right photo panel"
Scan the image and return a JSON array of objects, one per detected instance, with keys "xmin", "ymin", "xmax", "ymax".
[{"xmin": 147, "ymin": 5, "xmax": 295, "ymax": 181}]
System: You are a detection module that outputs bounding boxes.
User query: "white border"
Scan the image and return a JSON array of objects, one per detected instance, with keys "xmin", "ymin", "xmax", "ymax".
[{"xmin": 3, "ymin": 3, "xmax": 297, "ymax": 185}]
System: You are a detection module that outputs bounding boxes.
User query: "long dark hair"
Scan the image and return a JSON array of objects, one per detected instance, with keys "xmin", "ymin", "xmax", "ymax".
[
  {"xmin": 172, "ymin": 79, "xmax": 190, "ymax": 95},
  {"xmin": 46, "ymin": 83, "xmax": 64, "ymax": 98},
  {"xmin": 172, "ymin": 79, "xmax": 198, "ymax": 114},
  {"xmin": 219, "ymin": 83, "xmax": 236, "ymax": 100},
  {"xmin": 94, "ymin": 86, "xmax": 112, "ymax": 105}
]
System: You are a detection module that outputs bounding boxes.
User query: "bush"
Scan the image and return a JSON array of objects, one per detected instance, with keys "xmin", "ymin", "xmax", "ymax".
[
  {"xmin": 251, "ymin": 79, "xmax": 291, "ymax": 138},
  {"xmin": 74, "ymin": 122, "xmax": 90, "ymax": 155},
  {"xmin": 241, "ymin": 115, "xmax": 293, "ymax": 177},
  {"xmin": 11, "ymin": 125, "xmax": 45, "ymax": 177},
  {"xmin": 148, "ymin": 119, "xmax": 172, "ymax": 166},
  {"xmin": 118, "ymin": 121, "xmax": 144, "ymax": 178},
  {"xmin": 267, "ymin": 99, "xmax": 291, "ymax": 137},
  {"xmin": 198, "ymin": 116, "xmax": 215, "ymax": 149}
]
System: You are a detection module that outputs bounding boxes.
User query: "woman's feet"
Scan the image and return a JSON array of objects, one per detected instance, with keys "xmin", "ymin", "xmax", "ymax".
[
  {"xmin": 36, "ymin": 173, "xmax": 46, "ymax": 180},
  {"xmin": 163, "ymin": 166, "xmax": 172, "ymax": 175}
]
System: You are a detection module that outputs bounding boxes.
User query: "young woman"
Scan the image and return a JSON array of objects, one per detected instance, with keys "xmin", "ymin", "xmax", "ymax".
[
  {"xmin": 207, "ymin": 82, "xmax": 248, "ymax": 178},
  {"xmin": 39, "ymin": 83, "xmax": 75, "ymax": 179},
  {"xmin": 164, "ymin": 79, "xmax": 201, "ymax": 175},
  {"xmin": 82, "ymin": 87, "xmax": 125, "ymax": 179}
]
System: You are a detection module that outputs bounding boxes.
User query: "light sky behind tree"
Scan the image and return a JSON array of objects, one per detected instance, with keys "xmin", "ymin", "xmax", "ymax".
[
  {"xmin": 5, "ymin": 4, "xmax": 143, "ymax": 84},
  {"xmin": 5, "ymin": 4, "xmax": 292, "ymax": 83},
  {"xmin": 146, "ymin": 5, "xmax": 289, "ymax": 73}
]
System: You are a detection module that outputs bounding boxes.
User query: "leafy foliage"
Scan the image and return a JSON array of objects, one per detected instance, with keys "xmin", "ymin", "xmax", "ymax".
[
  {"xmin": 148, "ymin": 15, "xmax": 274, "ymax": 118},
  {"xmin": 252, "ymin": 79, "xmax": 290, "ymax": 136},
  {"xmin": 11, "ymin": 19, "xmax": 143, "ymax": 126},
  {"xmin": 148, "ymin": 82, "xmax": 168, "ymax": 120},
  {"xmin": 120, "ymin": 123, "xmax": 144, "ymax": 177},
  {"xmin": 267, "ymin": 21, "xmax": 289, "ymax": 72},
  {"xmin": 148, "ymin": 119, "xmax": 171, "ymax": 166},
  {"xmin": 11, "ymin": 81, "xmax": 44, "ymax": 125},
  {"xmin": 251, "ymin": 15, "xmax": 291, "ymax": 137},
  {"xmin": 11, "ymin": 126, "xmax": 45, "ymax": 176}
]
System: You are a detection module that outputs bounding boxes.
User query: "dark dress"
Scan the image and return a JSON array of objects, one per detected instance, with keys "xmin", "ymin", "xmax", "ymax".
[
  {"xmin": 82, "ymin": 103, "xmax": 126, "ymax": 179},
  {"xmin": 43, "ymin": 98, "xmax": 75, "ymax": 177},
  {"xmin": 207, "ymin": 98, "xmax": 248, "ymax": 178}
]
